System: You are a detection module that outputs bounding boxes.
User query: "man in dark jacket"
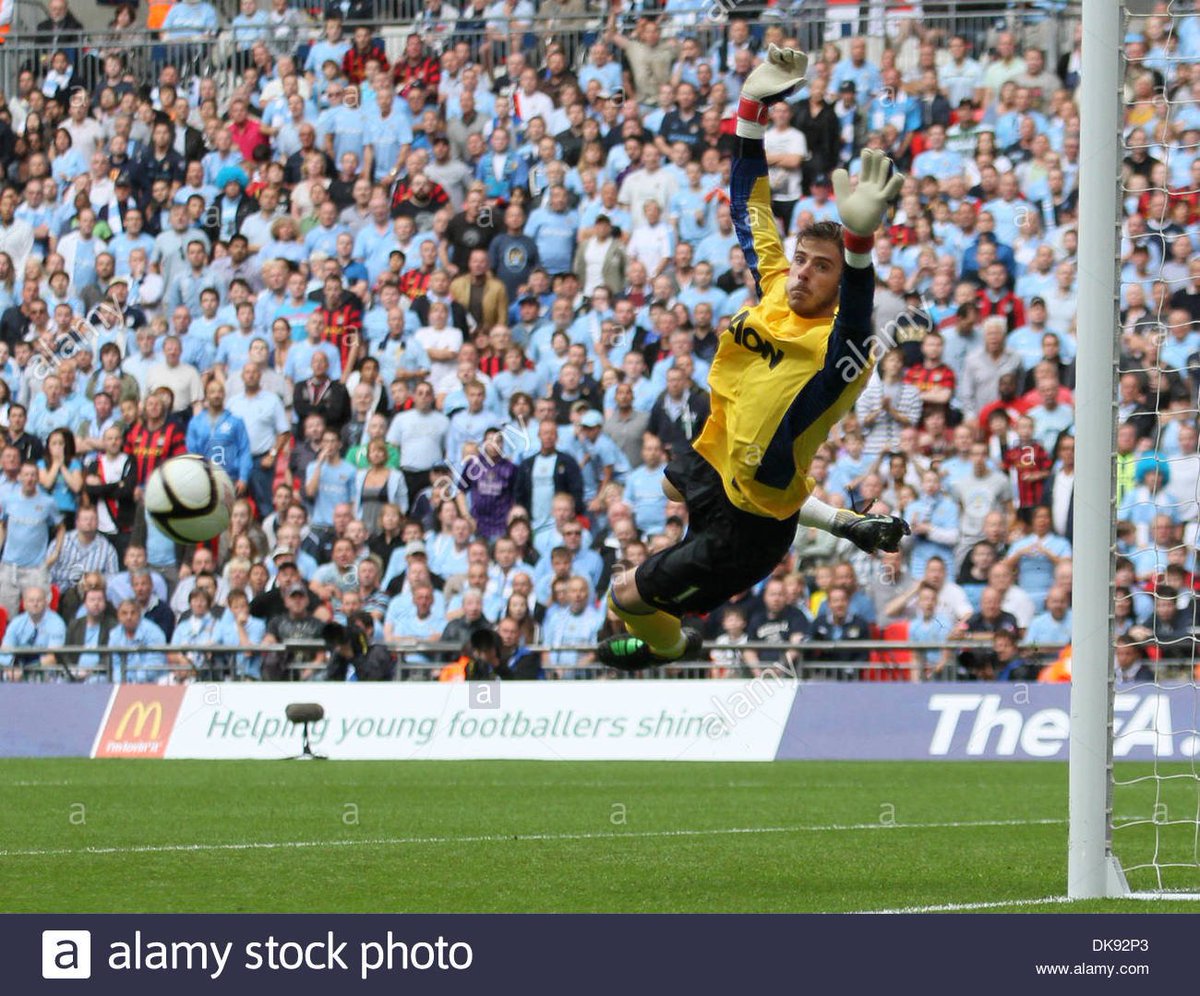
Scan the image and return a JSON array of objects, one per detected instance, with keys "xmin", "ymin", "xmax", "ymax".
[
  {"xmin": 36, "ymin": 0, "xmax": 84, "ymax": 68},
  {"xmin": 440, "ymin": 590, "xmax": 492, "ymax": 648},
  {"xmin": 647, "ymin": 366, "xmax": 710, "ymax": 460},
  {"xmin": 63, "ymin": 584, "xmax": 117, "ymax": 681},
  {"xmin": 747, "ymin": 577, "xmax": 810, "ymax": 667},
  {"xmin": 495, "ymin": 616, "xmax": 542, "ymax": 679},
  {"xmin": 323, "ymin": 615, "xmax": 396, "ymax": 681},
  {"xmin": 808, "ymin": 586, "xmax": 871, "ymax": 679},
  {"xmin": 293, "ymin": 350, "xmax": 351, "ymax": 430},
  {"xmin": 513, "ymin": 420, "xmax": 584, "ymax": 520}
]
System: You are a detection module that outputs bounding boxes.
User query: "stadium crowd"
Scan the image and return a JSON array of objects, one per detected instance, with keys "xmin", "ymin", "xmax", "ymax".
[{"xmin": 0, "ymin": 0, "xmax": 1195, "ymax": 684}]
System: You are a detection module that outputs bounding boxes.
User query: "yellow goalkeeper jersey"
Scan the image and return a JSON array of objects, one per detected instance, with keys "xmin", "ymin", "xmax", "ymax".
[{"xmin": 693, "ymin": 148, "xmax": 877, "ymax": 520}]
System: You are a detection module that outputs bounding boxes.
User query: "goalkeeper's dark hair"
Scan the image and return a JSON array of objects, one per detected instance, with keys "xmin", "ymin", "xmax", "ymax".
[{"xmin": 794, "ymin": 220, "xmax": 844, "ymax": 260}]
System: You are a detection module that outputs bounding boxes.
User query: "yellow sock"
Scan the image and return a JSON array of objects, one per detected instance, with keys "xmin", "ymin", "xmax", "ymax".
[{"xmin": 608, "ymin": 592, "xmax": 686, "ymax": 658}]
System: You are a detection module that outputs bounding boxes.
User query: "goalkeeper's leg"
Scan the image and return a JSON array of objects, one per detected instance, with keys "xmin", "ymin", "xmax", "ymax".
[
  {"xmin": 598, "ymin": 455, "xmax": 797, "ymax": 672},
  {"xmin": 602, "ymin": 567, "xmax": 700, "ymax": 669}
]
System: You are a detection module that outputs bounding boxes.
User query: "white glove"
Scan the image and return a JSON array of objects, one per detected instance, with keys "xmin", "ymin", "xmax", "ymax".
[
  {"xmin": 736, "ymin": 45, "xmax": 808, "ymax": 138},
  {"xmin": 742, "ymin": 44, "xmax": 809, "ymax": 105},
  {"xmin": 831, "ymin": 148, "xmax": 905, "ymax": 238}
]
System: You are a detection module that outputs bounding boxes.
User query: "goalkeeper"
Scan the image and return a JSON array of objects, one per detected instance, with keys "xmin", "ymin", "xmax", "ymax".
[{"xmin": 598, "ymin": 47, "xmax": 910, "ymax": 671}]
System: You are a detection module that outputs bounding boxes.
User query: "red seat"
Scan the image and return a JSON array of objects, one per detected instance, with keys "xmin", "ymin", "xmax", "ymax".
[{"xmin": 864, "ymin": 621, "xmax": 913, "ymax": 682}]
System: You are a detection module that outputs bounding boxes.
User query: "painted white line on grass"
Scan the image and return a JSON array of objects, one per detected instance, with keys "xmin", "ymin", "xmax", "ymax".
[
  {"xmin": 0, "ymin": 816, "xmax": 1066, "ymax": 859},
  {"xmin": 857, "ymin": 896, "xmax": 1074, "ymax": 914},
  {"xmin": 7, "ymin": 780, "xmax": 73, "ymax": 786},
  {"xmin": 861, "ymin": 891, "xmax": 1200, "ymax": 913}
]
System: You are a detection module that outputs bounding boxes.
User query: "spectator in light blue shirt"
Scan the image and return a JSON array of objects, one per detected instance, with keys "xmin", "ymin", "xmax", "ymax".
[
  {"xmin": 1025, "ymin": 586, "xmax": 1073, "ymax": 645},
  {"xmin": 161, "ymin": 0, "xmax": 219, "ymax": 42},
  {"xmin": 603, "ymin": 360, "xmax": 657, "ymax": 414},
  {"xmin": 365, "ymin": 89, "xmax": 414, "ymax": 183},
  {"xmin": 562, "ymin": 411, "xmax": 630, "ymax": 508},
  {"xmin": 910, "ymin": 125, "xmax": 965, "ymax": 181},
  {"xmin": 1005, "ymin": 506, "xmax": 1072, "ymax": 610},
  {"xmin": 908, "ymin": 470, "xmax": 961, "ymax": 580},
  {"xmin": 677, "ymin": 262, "xmax": 728, "ymax": 322},
  {"xmin": 0, "ymin": 463, "xmax": 64, "ymax": 617},
  {"xmin": 908, "ymin": 583, "xmax": 955, "ymax": 675},
  {"xmin": 26, "ymin": 374, "xmax": 77, "ymax": 439},
  {"xmin": 384, "ymin": 583, "xmax": 447, "ymax": 662},
  {"xmin": 1025, "ymin": 381, "xmax": 1074, "ymax": 453},
  {"xmin": 695, "ymin": 217, "xmax": 739, "ymax": 277},
  {"xmin": 287, "ymin": 317, "xmax": 343, "ymax": 382},
  {"xmin": 578, "ymin": 43, "xmax": 623, "ymax": 95},
  {"xmin": 302, "ymin": 201, "xmax": 349, "ymax": 258},
  {"xmin": 214, "ymin": 589, "xmax": 268, "ymax": 679},
  {"xmin": 185, "ymin": 379, "xmax": 254, "ymax": 486},
  {"xmin": 493, "ymin": 348, "xmax": 542, "ymax": 406},
  {"xmin": 865, "ymin": 69, "xmax": 920, "ymax": 135},
  {"xmin": 107, "ymin": 599, "xmax": 168, "ymax": 683},
  {"xmin": 525, "ymin": 186, "xmax": 579, "ymax": 276},
  {"xmin": 0, "ymin": 585, "xmax": 65, "ymax": 675},
  {"xmin": 669, "ymin": 164, "xmax": 713, "ymax": 246},
  {"xmin": 230, "ymin": 0, "xmax": 269, "ymax": 51},
  {"xmin": 305, "ymin": 428, "xmax": 357, "ymax": 528},
  {"xmin": 542, "ymin": 577, "xmax": 605, "ymax": 670},
  {"xmin": 107, "ymin": 209, "xmax": 156, "ymax": 276},
  {"xmin": 623, "ymin": 434, "xmax": 669, "ymax": 536},
  {"xmin": 304, "ymin": 16, "xmax": 351, "ymax": 76},
  {"xmin": 832, "ymin": 39, "xmax": 882, "ymax": 98}
]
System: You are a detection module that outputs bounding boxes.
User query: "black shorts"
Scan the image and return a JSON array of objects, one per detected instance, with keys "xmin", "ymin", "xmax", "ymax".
[{"xmin": 635, "ymin": 449, "xmax": 798, "ymax": 616}]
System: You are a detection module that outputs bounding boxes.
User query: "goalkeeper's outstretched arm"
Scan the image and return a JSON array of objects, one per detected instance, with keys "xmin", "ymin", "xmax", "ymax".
[
  {"xmin": 730, "ymin": 44, "xmax": 808, "ymax": 299},
  {"xmin": 729, "ymin": 138, "xmax": 788, "ymax": 301},
  {"xmin": 829, "ymin": 147, "xmax": 905, "ymax": 349}
]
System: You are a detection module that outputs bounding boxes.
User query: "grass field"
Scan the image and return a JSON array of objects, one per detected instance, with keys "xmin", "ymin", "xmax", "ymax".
[{"xmin": 3, "ymin": 759, "xmax": 1200, "ymax": 913}]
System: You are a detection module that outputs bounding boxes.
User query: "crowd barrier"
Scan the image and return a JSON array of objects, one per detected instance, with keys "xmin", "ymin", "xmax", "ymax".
[{"xmin": 0, "ymin": 638, "xmax": 1072, "ymax": 683}]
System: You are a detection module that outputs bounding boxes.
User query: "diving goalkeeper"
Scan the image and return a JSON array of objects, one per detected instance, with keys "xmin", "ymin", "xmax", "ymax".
[{"xmin": 598, "ymin": 46, "xmax": 910, "ymax": 671}]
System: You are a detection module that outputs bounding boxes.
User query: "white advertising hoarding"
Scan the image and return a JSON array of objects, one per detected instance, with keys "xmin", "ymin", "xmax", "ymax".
[{"xmin": 162, "ymin": 680, "xmax": 799, "ymax": 761}]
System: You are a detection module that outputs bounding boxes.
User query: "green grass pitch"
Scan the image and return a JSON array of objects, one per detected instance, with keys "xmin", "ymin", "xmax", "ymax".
[{"xmin": 2, "ymin": 759, "xmax": 1199, "ymax": 913}]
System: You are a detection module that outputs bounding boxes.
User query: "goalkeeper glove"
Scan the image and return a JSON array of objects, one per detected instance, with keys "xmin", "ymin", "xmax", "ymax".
[
  {"xmin": 831, "ymin": 148, "xmax": 905, "ymax": 262},
  {"xmin": 736, "ymin": 44, "xmax": 808, "ymax": 140}
]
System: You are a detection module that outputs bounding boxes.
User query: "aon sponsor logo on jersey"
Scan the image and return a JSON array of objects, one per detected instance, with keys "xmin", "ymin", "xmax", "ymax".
[{"xmin": 729, "ymin": 311, "xmax": 783, "ymax": 369}]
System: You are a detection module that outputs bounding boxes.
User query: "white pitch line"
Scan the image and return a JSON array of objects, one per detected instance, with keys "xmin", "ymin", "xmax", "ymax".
[
  {"xmin": 0, "ymin": 816, "xmax": 1066, "ymax": 859},
  {"xmin": 858, "ymin": 896, "xmax": 1074, "ymax": 914}
]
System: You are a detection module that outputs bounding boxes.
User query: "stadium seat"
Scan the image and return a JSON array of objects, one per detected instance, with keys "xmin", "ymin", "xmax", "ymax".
[{"xmin": 864, "ymin": 622, "xmax": 913, "ymax": 682}]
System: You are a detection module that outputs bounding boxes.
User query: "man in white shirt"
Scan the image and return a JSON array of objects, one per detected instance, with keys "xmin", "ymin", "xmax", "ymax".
[
  {"xmin": 0, "ymin": 187, "xmax": 34, "ymax": 274},
  {"xmin": 414, "ymin": 301, "xmax": 464, "ymax": 396},
  {"xmin": 386, "ymin": 381, "xmax": 450, "ymax": 499},
  {"xmin": 147, "ymin": 335, "xmax": 204, "ymax": 415},
  {"xmin": 512, "ymin": 67, "xmax": 554, "ymax": 135},
  {"xmin": 763, "ymin": 101, "xmax": 807, "ymax": 231},
  {"xmin": 626, "ymin": 200, "xmax": 674, "ymax": 278},
  {"xmin": 228, "ymin": 360, "xmax": 291, "ymax": 514},
  {"xmin": 938, "ymin": 35, "xmax": 985, "ymax": 107},
  {"xmin": 618, "ymin": 145, "xmax": 678, "ymax": 231},
  {"xmin": 63, "ymin": 93, "xmax": 105, "ymax": 162}
]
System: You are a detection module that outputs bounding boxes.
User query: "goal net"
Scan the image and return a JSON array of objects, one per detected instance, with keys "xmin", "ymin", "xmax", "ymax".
[{"xmin": 1074, "ymin": 0, "xmax": 1200, "ymax": 898}]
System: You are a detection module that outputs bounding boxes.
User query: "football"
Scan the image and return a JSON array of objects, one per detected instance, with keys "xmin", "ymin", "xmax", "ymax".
[{"xmin": 144, "ymin": 454, "xmax": 236, "ymax": 544}]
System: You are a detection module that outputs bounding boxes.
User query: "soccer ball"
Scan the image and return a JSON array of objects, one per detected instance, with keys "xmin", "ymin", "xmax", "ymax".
[{"xmin": 145, "ymin": 455, "xmax": 236, "ymax": 544}]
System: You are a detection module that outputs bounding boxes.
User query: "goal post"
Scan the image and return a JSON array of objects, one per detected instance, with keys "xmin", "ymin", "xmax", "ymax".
[{"xmin": 1069, "ymin": 0, "xmax": 1126, "ymax": 900}]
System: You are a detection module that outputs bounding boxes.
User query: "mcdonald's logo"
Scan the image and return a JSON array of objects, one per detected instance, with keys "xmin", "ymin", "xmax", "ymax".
[
  {"xmin": 93, "ymin": 686, "xmax": 184, "ymax": 759},
  {"xmin": 115, "ymin": 701, "xmax": 162, "ymax": 741}
]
